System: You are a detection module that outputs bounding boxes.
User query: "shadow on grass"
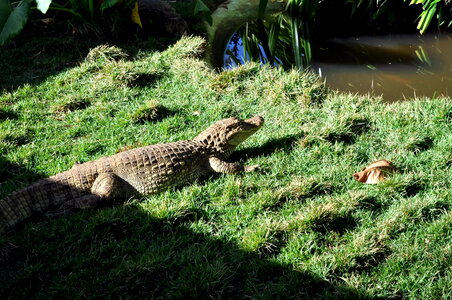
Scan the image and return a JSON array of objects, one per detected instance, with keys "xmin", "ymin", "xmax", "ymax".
[
  {"xmin": 233, "ymin": 133, "xmax": 303, "ymax": 160},
  {"xmin": 0, "ymin": 19, "xmax": 171, "ymax": 91},
  {"xmin": 311, "ymin": 213, "xmax": 357, "ymax": 235},
  {"xmin": 0, "ymin": 137, "xmax": 382, "ymax": 298},
  {"xmin": 0, "ymin": 108, "xmax": 18, "ymax": 121},
  {"xmin": 0, "ymin": 204, "xmax": 381, "ymax": 299},
  {"xmin": 0, "ymin": 147, "xmax": 379, "ymax": 298},
  {"xmin": 131, "ymin": 104, "xmax": 178, "ymax": 124},
  {"xmin": 0, "ymin": 156, "xmax": 46, "ymax": 198},
  {"xmin": 0, "ymin": 34, "xmax": 94, "ymax": 90},
  {"xmin": 133, "ymin": 72, "xmax": 167, "ymax": 88}
]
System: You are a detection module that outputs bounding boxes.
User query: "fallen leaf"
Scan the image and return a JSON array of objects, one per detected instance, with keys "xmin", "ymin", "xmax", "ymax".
[
  {"xmin": 131, "ymin": 2, "xmax": 143, "ymax": 29},
  {"xmin": 353, "ymin": 160, "xmax": 395, "ymax": 184},
  {"xmin": 38, "ymin": 18, "xmax": 54, "ymax": 25}
]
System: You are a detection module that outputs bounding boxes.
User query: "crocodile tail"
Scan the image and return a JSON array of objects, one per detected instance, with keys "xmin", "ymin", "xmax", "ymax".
[
  {"xmin": 0, "ymin": 195, "xmax": 28, "ymax": 235},
  {"xmin": 0, "ymin": 179, "xmax": 60, "ymax": 234}
]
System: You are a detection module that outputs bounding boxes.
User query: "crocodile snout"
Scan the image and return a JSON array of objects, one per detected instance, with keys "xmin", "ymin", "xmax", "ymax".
[{"xmin": 245, "ymin": 116, "xmax": 264, "ymax": 128}]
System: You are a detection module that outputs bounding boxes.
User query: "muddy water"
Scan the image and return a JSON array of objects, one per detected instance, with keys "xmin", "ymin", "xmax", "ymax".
[{"xmin": 311, "ymin": 33, "xmax": 452, "ymax": 102}]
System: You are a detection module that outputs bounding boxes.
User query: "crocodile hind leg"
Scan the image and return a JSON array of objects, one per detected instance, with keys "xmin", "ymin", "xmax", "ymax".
[
  {"xmin": 208, "ymin": 157, "xmax": 259, "ymax": 174},
  {"xmin": 46, "ymin": 173, "xmax": 126, "ymax": 217}
]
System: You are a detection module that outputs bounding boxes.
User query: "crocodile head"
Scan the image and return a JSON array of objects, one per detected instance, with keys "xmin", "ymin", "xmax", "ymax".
[{"xmin": 194, "ymin": 116, "xmax": 264, "ymax": 157}]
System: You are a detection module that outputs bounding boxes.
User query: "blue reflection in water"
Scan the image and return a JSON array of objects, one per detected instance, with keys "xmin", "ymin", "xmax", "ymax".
[
  {"xmin": 224, "ymin": 32, "xmax": 284, "ymax": 69},
  {"xmin": 224, "ymin": 32, "xmax": 452, "ymax": 101}
]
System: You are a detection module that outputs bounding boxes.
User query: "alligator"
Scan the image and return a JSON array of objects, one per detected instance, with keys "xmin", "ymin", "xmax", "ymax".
[{"xmin": 0, "ymin": 116, "xmax": 264, "ymax": 234}]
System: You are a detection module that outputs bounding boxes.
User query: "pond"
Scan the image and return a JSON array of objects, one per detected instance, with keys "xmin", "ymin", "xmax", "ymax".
[
  {"xmin": 224, "ymin": 33, "xmax": 452, "ymax": 102},
  {"xmin": 311, "ymin": 33, "xmax": 452, "ymax": 102}
]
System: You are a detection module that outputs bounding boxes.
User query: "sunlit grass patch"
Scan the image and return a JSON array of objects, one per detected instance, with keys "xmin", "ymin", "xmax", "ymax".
[
  {"xmin": 85, "ymin": 45, "xmax": 129, "ymax": 64},
  {"xmin": 129, "ymin": 100, "xmax": 175, "ymax": 123}
]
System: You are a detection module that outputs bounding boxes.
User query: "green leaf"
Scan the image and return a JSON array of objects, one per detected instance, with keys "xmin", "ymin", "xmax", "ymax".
[
  {"xmin": 194, "ymin": 0, "xmax": 212, "ymax": 25},
  {"xmin": 225, "ymin": 49, "xmax": 242, "ymax": 66},
  {"xmin": 268, "ymin": 19, "xmax": 281, "ymax": 55},
  {"xmin": 69, "ymin": 0, "xmax": 79, "ymax": 10},
  {"xmin": 289, "ymin": 17, "xmax": 302, "ymax": 69},
  {"xmin": 417, "ymin": 1, "xmax": 439, "ymax": 34},
  {"xmin": 100, "ymin": 0, "xmax": 122, "ymax": 10},
  {"xmin": 88, "ymin": 0, "xmax": 94, "ymax": 19},
  {"xmin": 0, "ymin": 0, "xmax": 12, "ymax": 30},
  {"xmin": 258, "ymin": 0, "xmax": 268, "ymax": 19},
  {"xmin": 0, "ymin": 0, "xmax": 30, "ymax": 46},
  {"xmin": 194, "ymin": 0, "xmax": 210, "ymax": 14},
  {"xmin": 415, "ymin": 46, "xmax": 432, "ymax": 66},
  {"xmin": 205, "ymin": 14, "xmax": 213, "ymax": 26},
  {"xmin": 303, "ymin": 38, "xmax": 311, "ymax": 62},
  {"xmin": 36, "ymin": 0, "xmax": 51, "ymax": 14}
]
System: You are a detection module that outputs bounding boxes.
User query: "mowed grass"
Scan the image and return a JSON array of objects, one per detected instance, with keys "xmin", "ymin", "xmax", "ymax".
[{"xmin": 0, "ymin": 36, "xmax": 451, "ymax": 299}]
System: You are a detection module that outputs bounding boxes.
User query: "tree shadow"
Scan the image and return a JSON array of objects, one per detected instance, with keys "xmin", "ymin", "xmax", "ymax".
[
  {"xmin": 0, "ymin": 156, "xmax": 45, "ymax": 199},
  {"xmin": 0, "ymin": 108, "xmax": 18, "ymax": 121},
  {"xmin": 0, "ymin": 139, "xmax": 382, "ymax": 298},
  {"xmin": 0, "ymin": 15, "xmax": 173, "ymax": 91},
  {"xmin": 0, "ymin": 204, "xmax": 381, "ymax": 299},
  {"xmin": 232, "ymin": 133, "xmax": 303, "ymax": 161}
]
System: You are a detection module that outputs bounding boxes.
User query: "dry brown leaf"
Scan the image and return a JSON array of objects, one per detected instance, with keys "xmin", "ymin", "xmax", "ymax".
[
  {"xmin": 38, "ymin": 18, "xmax": 54, "ymax": 25},
  {"xmin": 353, "ymin": 160, "xmax": 395, "ymax": 184}
]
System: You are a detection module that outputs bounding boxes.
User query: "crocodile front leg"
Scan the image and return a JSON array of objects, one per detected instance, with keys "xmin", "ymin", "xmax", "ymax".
[
  {"xmin": 208, "ymin": 157, "xmax": 259, "ymax": 174},
  {"xmin": 46, "ymin": 173, "xmax": 129, "ymax": 216}
]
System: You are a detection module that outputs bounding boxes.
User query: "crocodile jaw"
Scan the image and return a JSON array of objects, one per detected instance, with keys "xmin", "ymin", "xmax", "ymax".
[
  {"xmin": 226, "ymin": 116, "xmax": 264, "ymax": 146},
  {"xmin": 193, "ymin": 115, "xmax": 264, "ymax": 157}
]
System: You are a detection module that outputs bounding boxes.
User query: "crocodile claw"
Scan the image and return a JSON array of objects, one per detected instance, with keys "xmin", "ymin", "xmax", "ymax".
[{"xmin": 244, "ymin": 164, "xmax": 260, "ymax": 172}]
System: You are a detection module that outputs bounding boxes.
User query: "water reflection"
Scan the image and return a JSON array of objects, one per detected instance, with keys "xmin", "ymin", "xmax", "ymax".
[
  {"xmin": 224, "ymin": 32, "xmax": 452, "ymax": 102},
  {"xmin": 311, "ymin": 33, "xmax": 452, "ymax": 102},
  {"xmin": 224, "ymin": 32, "xmax": 285, "ymax": 68},
  {"xmin": 225, "ymin": 32, "xmax": 247, "ymax": 68}
]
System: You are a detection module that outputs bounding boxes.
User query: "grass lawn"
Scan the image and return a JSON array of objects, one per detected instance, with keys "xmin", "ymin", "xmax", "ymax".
[{"xmin": 0, "ymin": 35, "xmax": 451, "ymax": 299}]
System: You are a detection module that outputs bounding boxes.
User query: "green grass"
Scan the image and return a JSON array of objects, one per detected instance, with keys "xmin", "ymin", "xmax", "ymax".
[{"xmin": 0, "ymin": 36, "xmax": 451, "ymax": 299}]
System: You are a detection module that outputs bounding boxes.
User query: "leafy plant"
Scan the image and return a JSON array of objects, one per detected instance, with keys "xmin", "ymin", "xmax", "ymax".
[
  {"xmin": 228, "ymin": 0, "xmax": 451, "ymax": 70},
  {"xmin": 405, "ymin": 0, "xmax": 452, "ymax": 33},
  {"xmin": 348, "ymin": 0, "xmax": 451, "ymax": 34},
  {"xmin": 193, "ymin": 0, "xmax": 212, "ymax": 25},
  {"xmin": 0, "ymin": 0, "xmax": 31, "ymax": 45},
  {"xmin": 231, "ymin": 0, "xmax": 319, "ymax": 70},
  {"xmin": 0, "ymin": 0, "xmax": 139, "ymax": 46}
]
